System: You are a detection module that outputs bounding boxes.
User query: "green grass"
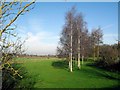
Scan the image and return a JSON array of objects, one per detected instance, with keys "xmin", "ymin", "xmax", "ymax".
[{"xmin": 15, "ymin": 57, "xmax": 120, "ymax": 88}]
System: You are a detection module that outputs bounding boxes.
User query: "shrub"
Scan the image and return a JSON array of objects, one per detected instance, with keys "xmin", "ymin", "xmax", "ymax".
[{"xmin": 96, "ymin": 44, "xmax": 119, "ymax": 71}]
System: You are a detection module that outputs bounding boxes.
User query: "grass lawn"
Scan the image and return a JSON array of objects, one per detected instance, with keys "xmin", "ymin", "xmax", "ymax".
[{"xmin": 15, "ymin": 57, "xmax": 120, "ymax": 88}]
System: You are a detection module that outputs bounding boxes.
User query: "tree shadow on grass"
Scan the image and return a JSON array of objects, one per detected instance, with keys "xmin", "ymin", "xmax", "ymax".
[
  {"xmin": 85, "ymin": 63, "xmax": 120, "ymax": 81},
  {"xmin": 103, "ymin": 85, "xmax": 120, "ymax": 89},
  {"xmin": 52, "ymin": 60, "xmax": 68, "ymax": 70},
  {"xmin": 52, "ymin": 60, "xmax": 120, "ymax": 83}
]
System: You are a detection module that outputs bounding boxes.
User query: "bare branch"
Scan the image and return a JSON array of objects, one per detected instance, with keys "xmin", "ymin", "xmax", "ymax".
[{"xmin": 1, "ymin": 1, "xmax": 35, "ymax": 34}]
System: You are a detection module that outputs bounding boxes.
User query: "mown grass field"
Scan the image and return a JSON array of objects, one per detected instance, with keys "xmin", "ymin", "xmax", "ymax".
[{"xmin": 15, "ymin": 57, "xmax": 120, "ymax": 88}]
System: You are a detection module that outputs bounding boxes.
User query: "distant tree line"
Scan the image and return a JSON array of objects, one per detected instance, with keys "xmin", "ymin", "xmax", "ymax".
[
  {"xmin": 57, "ymin": 6, "xmax": 119, "ymax": 72},
  {"xmin": 18, "ymin": 54, "xmax": 57, "ymax": 58}
]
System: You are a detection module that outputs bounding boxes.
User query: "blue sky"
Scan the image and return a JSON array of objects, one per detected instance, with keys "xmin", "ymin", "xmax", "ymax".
[{"xmin": 16, "ymin": 2, "xmax": 118, "ymax": 55}]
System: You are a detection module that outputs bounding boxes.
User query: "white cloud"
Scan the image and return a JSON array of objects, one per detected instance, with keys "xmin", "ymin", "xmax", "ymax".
[
  {"xmin": 103, "ymin": 33, "xmax": 118, "ymax": 44},
  {"xmin": 24, "ymin": 32, "xmax": 59, "ymax": 55},
  {"xmin": 101, "ymin": 24, "xmax": 114, "ymax": 30},
  {"xmin": 103, "ymin": 34, "xmax": 118, "ymax": 37},
  {"xmin": 101, "ymin": 24, "xmax": 118, "ymax": 44},
  {"xmin": 17, "ymin": 18, "xmax": 59, "ymax": 55}
]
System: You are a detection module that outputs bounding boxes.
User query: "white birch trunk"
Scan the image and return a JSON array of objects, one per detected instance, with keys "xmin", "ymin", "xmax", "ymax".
[
  {"xmin": 97, "ymin": 45, "xmax": 99, "ymax": 60},
  {"xmin": 78, "ymin": 52, "xmax": 80, "ymax": 69},
  {"xmin": 70, "ymin": 23, "xmax": 73, "ymax": 72},
  {"xmin": 0, "ymin": 52, "xmax": 2, "ymax": 59},
  {"xmin": 82, "ymin": 47, "xmax": 84, "ymax": 65},
  {"xmin": 77, "ymin": 23, "xmax": 81, "ymax": 69},
  {"xmin": 82, "ymin": 55, "xmax": 84, "ymax": 65},
  {"xmin": 93, "ymin": 45, "xmax": 95, "ymax": 61},
  {"xmin": 69, "ymin": 59, "xmax": 70, "ymax": 69}
]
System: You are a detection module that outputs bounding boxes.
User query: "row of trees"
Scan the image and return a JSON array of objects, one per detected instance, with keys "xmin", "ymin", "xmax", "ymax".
[{"xmin": 57, "ymin": 7, "xmax": 103, "ymax": 72}]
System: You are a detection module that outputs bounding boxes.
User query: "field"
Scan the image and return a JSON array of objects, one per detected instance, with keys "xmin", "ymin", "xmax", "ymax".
[{"xmin": 15, "ymin": 57, "xmax": 120, "ymax": 88}]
